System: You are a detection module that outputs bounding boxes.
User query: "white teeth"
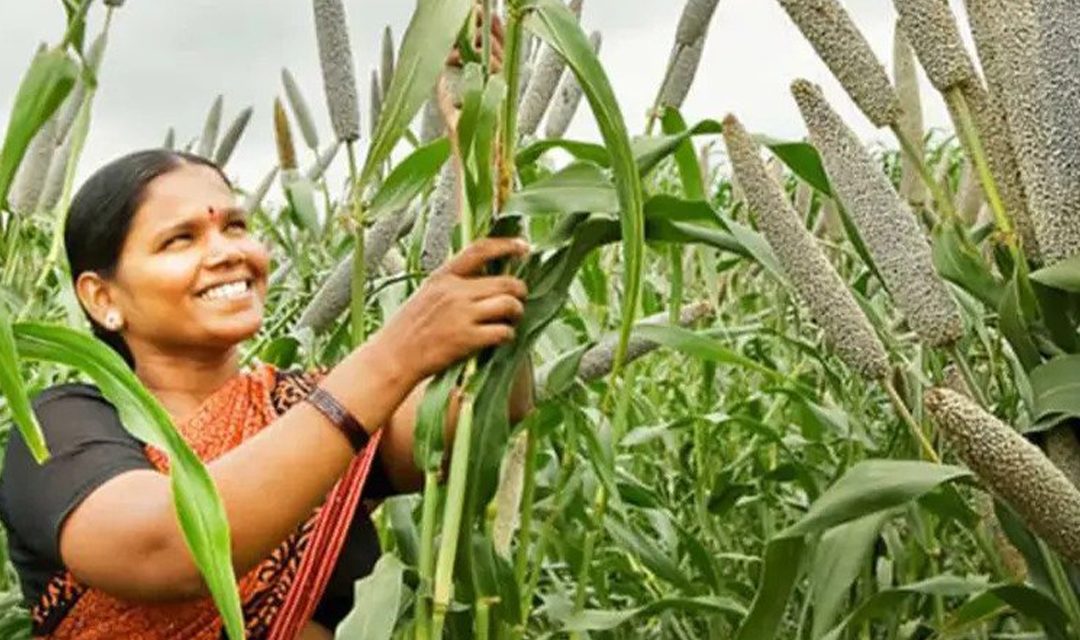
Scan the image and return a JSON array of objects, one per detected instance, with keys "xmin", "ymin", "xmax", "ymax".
[{"xmin": 200, "ymin": 280, "xmax": 249, "ymax": 301}]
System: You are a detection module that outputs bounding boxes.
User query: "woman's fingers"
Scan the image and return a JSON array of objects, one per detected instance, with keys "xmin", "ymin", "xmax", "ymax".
[
  {"xmin": 472, "ymin": 294, "xmax": 526, "ymax": 324},
  {"xmin": 439, "ymin": 237, "xmax": 529, "ymax": 277},
  {"xmin": 465, "ymin": 275, "xmax": 528, "ymax": 301}
]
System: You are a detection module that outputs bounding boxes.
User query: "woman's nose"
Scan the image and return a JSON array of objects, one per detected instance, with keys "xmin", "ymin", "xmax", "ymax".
[{"xmin": 204, "ymin": 232, "xmax": 244, "ymax": 268}]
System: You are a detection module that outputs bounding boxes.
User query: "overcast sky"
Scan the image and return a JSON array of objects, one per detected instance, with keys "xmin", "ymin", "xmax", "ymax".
[{"xmin": 0, "ymin": 0, "xmax": 973, "ymax": 194}]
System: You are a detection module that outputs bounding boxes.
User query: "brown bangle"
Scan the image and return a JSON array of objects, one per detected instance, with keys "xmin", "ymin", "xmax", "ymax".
[{"xmin": 305, "ymin": 386, "xmax": 370, "ymax": 452}]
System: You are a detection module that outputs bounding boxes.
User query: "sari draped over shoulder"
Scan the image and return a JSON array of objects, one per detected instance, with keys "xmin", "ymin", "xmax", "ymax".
[{"xmin": 33, "ymin": 362, "xmax": 383, "ymax": 640}]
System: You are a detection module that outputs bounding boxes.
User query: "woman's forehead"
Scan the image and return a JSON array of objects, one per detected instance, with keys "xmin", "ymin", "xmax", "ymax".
[{"xmin": 131, "ymin": 164, "xmax": 235, "ymax": 232}]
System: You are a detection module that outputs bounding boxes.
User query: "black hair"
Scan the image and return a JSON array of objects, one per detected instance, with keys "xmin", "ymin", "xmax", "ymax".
[{"xmin": 64, "ymin": 149, "xmax": 232, "ymax": 369}]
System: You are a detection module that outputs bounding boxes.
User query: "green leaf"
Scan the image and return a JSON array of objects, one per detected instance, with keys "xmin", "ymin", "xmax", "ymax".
[
  {"xmin": 932, "ymin": 218, "xmax": 1003, "ymax": 309},
  {"xmin": 604, "ymin": 516, "xmax": 694, "ymax": 591},
  {"xmin": 1031, "ymin": 252, "xmax": 1080, "ymax": 293},
  {"xmin": 733, "ymin": 537, "xmax": 805, "ymax": 640},
  {"xmin": 545, "ymin": 594, "xmax": 745, "ymax": 632},
  {"xmin": 941, "ymin": 584, "xmax": 1070, "ymax": 640},
  {"xmin": 818, "ymin": 575, "xmax": 993, "ymax": 640},
  {"xmin": 366, "ymin": 137, "xmax": 451, "ymax": 223},
  {"xmin": 413, "ymin": 361, "xmax": 464, "ymax": 472},
  {"xmin": 359, "ymin": 0, "xmax": 472, "ymax": 189},
  {"xmin": 13, "ymin": 323, "xmax": 244, "ymax": 639},
  {"xmin": 0, "ymin": 316, "xmax": 49, "ymax": 463},
  {"xmin": 999, "ymin": 269, "xmax": 1043, "ymax": 373},
  {"xmin": 515, "ymin": 138, "xmax": 610, "ymax": 169},
  {"xmin": 282, "ymin": 172, "xmax": 320, "ymax": 234},
  {"xmin": 524, "ymin": 0, "xmax": 645, "ymax": 377},
  {"xmin": 736, "ymin": 460, "xmax": 971, "ymax": 640},
  {"xmin": 1029, "ymin": 355, "xmax": 1080, "ymax": 430},
  {"xmin": 470, "ymin": 75, "xmax": 506, "ymax": 232},
  {"xmin": 504, "ymin": 161, "xmax": 618, "ymax": 217},
  {"xmin": 810, "ymin": 512, "xmax": 892, "ymax": 638},
  {"xmin": 760, "ymin": 136, "xmax": 832, "ymax": 197},
  {"xmin": 334, "ymin": 554, "xmax": 405, "ymax": 640},
  {"xmin": 659, "ymin": 108, "xmax": 707, "ymax": 200},
  {"xmin": 780, "ymin": 460, "xmax": 970, "ymax": 539},
  {"xmin": 634, "ymin": 118, "xmax": 721, "ymax": 176},
  {"xmin": 0, "ymin": 47, "xmax": 78, "ymax": 208},
  {"xmin": 631, "ymin": 323, "xmax": 785, "ymax": 381}
]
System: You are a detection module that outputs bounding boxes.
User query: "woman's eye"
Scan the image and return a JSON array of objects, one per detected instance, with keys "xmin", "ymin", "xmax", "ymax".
[
  {"xmin": 164, "ymin": 233, "xmax": 192, "ymax": 248},
  {"xmin": 227, "ymin": 220, "xmax": 248, "ymax": 232}
]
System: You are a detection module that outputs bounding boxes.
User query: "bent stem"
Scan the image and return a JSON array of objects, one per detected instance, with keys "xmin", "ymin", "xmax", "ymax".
[
  {"xmin": 883, "ymin": 380, "xmax": 941, "ymax": 464},
  {"xmin": 889, "ymin": 122, "xmax": 954, "ymax": 224},
  {"xmin": 944, "ymin": 87, "xmax": 1021, "ymax": 264}
]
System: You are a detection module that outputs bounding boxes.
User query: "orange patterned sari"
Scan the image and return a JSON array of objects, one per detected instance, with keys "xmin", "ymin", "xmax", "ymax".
[{"xmin": 31, "ymin": 362, "xmax": 383, "ymax": 639}]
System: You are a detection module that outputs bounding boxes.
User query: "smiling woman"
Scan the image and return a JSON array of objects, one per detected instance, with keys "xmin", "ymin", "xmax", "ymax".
[{"xmin": 0, "ymin": 148, "xmax": 534, "ymax": 639}]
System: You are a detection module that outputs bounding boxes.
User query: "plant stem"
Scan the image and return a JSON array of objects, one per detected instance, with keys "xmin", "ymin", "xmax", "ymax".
[
  {"xmin": 346, "ymin": 141, "xmax": 367, "ymax": 346},
  {"xmin": 947, "ymin": 344, "xmax": 990, "ymax": 409},
  {"xmin": 1040, "ymin": 540, "xmax": 1080, "ymax": 635},
  {"xmin": 497, "ymin": 4, "xmax": 525, "ymax": 210},
  {"xmin": 414, "ymin": 469, "xmax": 441, "ymax": 640},
  {"xmin": 513, "ymin": 426, "xmax": 538, "ymax": 588},
  {"xmin": 883, "ymin": 380, "xmax": 941, "ymax": 464},
  {"xmin": 570, "ymin": 487, "xmax": 608, "ymax": 640},
  {"xmin": 890, "ymin": 122, "xmax": 954, "ymax": 223},
  {"xmin": 944, "ymin": 87, "xmax": 1021, "ymax": 264},
  {"xmin": 431, "ymin": 393, "xmax": 476, "ymax": 639}
]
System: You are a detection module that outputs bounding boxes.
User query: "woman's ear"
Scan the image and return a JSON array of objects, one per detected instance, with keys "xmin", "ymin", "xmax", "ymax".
[{"xmin": 74, "ymin": 271, "xmax": 118, "ymax": 328}]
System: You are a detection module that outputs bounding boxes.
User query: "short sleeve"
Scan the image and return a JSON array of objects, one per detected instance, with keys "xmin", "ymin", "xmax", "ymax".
[{"xmin": 0, "ymin": 384, "xmax": 155, "ymax": 566}]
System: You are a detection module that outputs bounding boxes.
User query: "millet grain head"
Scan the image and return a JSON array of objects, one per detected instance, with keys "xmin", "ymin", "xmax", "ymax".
[
  {"xmin": 420, "ymin": 162, "xmax": 460, "ymax": 273},
  {"xmin": 313, "ymin": 0, "xmax": 361, "ymax": 142},
  {"xmin": 892, "ymin": 23, "xmax": 927, "ymax": 207},
  {"xmin": 273, "ymin": 97, "xmax": 298, "ymax": 171},
  {"xmin": 659, "ymin": 35, "xmax": 706, "ymax": 110},
  {"xmin": 723, "ymin": 113, "xmax": 891, "ymax": 381},
  {"xmin": 282, "ymin": 67, "xmax": 320, "ymax": 150},
  {"xmin": 792, "ymin": 80, "xmax": 963, "ymax": 348},
  {"xmin": 893, "ymin": 0, "xmax": 979, "ymax": 92},
  {"xmin": 674, "ymin": 0, "xmax": 722, "ymax": 48},
  {"xmin": 213, "ymin": 107, "xmax": 254, "ymax": 168},
  {"xmin": 777, "ymin": 0, "xmax": 902, "ymax": 127},
  {"xmin": 925, "ymin": 387, "xmax": 1080, "ymax": 568}
]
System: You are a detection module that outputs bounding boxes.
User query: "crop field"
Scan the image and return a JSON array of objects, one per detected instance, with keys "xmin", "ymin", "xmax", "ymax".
[{"xmin": 2, "ymin": 0, "xmax": 1080, "ymax": 638}]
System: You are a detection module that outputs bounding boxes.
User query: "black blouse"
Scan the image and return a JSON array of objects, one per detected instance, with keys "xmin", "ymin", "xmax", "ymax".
[{"xmin": 0, "ymin": 373, "xmax": 392, "ymax": 635}]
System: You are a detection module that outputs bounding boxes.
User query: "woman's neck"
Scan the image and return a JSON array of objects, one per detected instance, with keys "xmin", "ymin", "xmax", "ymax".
[{"xmin": 132, "ymin": 346, "xmax": 243, "ymax": 422}]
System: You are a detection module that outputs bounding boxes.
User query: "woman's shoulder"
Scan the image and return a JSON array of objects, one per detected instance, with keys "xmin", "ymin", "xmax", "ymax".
[{"xmin": 31, "ymin": 381, "xmax": 107, "ymax": 408}]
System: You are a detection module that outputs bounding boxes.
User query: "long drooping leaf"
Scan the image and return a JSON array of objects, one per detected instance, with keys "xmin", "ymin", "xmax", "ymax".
[
  {"xmin": 524, "ymin": 0, "xmax": 645, "ymax": 377},
  {"xmin": 358, "ymin": 0, "xmax": 472, "ymax": 189},
  {"xmin": 0, "ymin": 47, "xmax": 78, "ymax": 209},
  {"xmin": 12, "ymin": 323, "xmax": 245, "ymax": 640},
  {"xmin": 0, "ymin": 316, "xmax": 48, "ymax": 463}
]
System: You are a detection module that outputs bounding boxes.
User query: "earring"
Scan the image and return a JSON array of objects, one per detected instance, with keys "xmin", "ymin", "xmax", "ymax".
[{"xmin": 104, "ymin": 310, "xmax": 123, "ymax": 331}]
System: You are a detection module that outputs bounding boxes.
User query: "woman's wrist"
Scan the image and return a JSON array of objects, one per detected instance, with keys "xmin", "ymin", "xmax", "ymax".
[{"xmin": 320, "ymin": 334, "xmax": 419, "ymax": 435}]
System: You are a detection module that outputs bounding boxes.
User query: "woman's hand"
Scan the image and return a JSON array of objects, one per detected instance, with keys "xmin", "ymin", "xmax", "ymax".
[
  {"xmin": 371, "ymin": 236, "xmax": 530, "ymax": 385},
  {"xmin": 446, "ymin": 0, "xmax": 505, "ymax": 72}
]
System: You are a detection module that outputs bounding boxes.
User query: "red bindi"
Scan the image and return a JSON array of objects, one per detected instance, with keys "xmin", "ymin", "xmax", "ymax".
[{"xmin": 207, "ymin": 206, "xmax": 225, "ymax": 225}]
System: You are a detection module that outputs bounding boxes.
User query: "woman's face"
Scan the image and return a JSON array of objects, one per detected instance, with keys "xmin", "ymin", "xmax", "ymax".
[{"xmin": 107, "ymin": 162, "xmax": 270, "ymax": 356}]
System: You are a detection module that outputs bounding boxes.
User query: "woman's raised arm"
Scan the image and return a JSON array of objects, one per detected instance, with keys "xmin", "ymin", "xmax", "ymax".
[{"xmin": 56, "ymin": 237, "xmax": 529, "ymax": 602}]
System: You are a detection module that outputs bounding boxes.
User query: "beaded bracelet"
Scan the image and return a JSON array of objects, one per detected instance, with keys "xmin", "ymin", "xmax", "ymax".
[{"xmin": 305, "ymin": 386, "xmax": 370, "ymax": 452}]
